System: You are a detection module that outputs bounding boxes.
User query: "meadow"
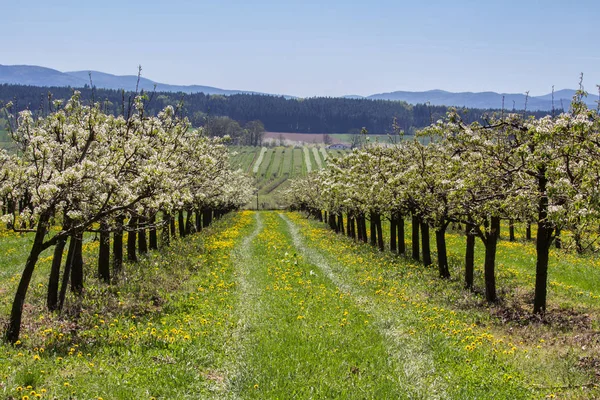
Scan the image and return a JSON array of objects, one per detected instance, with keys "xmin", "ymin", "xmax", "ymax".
[{"xmin": 0, "ymin": 211, "xmax": 598, "ymax": 399}]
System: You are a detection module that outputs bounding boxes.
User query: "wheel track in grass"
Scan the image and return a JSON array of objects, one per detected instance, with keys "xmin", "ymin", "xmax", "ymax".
[
  {"xmin": 278, "ymin": 212, "xmax": 449, "ymax": 399},
  {"xmin": 226, "ymin": 212, "xmax": 264, "ymax": 399}
]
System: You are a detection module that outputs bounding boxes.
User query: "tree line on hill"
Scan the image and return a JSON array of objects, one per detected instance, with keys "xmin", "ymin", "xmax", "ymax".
[{"xmin": 0, "ymin": 83, "xmax": 555, "ymax": 137}]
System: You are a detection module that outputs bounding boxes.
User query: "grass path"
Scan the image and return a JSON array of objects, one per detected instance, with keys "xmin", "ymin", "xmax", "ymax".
[
  {"xmin": 279, "ymin": 213, "xmax": 447, "ymax": 398},
  {"xmin": 229, "ymin": 212, "xmax": 405, "ymax": 398},
  {"xmin": 226, "ymin": 211, "xmax": 532, "ymax": 398}
]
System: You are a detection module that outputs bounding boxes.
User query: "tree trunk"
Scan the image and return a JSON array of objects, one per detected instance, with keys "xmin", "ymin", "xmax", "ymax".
[
  {"xmin": 360, "ymin": 215, "xmax": 367, "ymax": 243},
  {"xmin": 483, "ymin": 216, "xmax": 500, "ymax": 303},
  {"xmin": 58, "ymin": 235, "xmax": 76, "ymax": 311},
  {"xmin": 370, "ymin": 212, "xmax": 377, "ymax": 246},
  {"xmin": 170, "ymin": 214, "xmax": 176, "ymax": 237},
  {"xmin": 113, "ymin": 216, "xmax": 124, "ymax": 273},
  {"xmin": 185, "ymin": 210, "xmax": 193, "ymax": 235},
  {"xmin": 47, "ymin": 233, "xmax": 67, "ymax": 311},
  {"xmin": 70, "ymin": 232, "xmax": 84, "ymax": 296},
  {"xmin": 138, "ymin": 215, "xmax": 148, "ymax": 255},
  {"xmin": 203, "ymin": 208, "xmax": 212, "ymax": 228},
  {"xmin": 390, "ymin": 213, "xmax": 397, "ymax": 253},
  {"xmin": 98, "ymin": 221, "xmax": 110, "ymax": 283},
  {"xmin": 421, "ymin": 222, "xmax": 432, "ymax": 267},
  {"xmin": 178, "ymin": 210, "xmax": 186, "ymax": 238},
  {"xmin": 465, "ymin": 223, "xmax": 475, "ymax": 290},
  {"xmin": 338, "ymin": 214, "xmax": 344, "ymax": 235},
  {"xmin": 328, "ymin": 212, "xmax": 337, "ymax": 231},
  {"xmin": 397, "ymin": 216, "xmax": 405, "ymax": 255},
  {"xmin": 555, "ymin": 228, "xmax": 562, "ymax": 249},
  {"xmin": 195, "ymin": 209, "xmax": 202, "ymax": 233},
  {"xmin": 526, "ymin": 223, "xmax": 532, "ymax": 240},
  {"xmin": 534, "ymin": 170, "xmax": 552, "ymax": 314},
  {"xmin": 149, "ymin": 214, "xmax": 158, "ymax": 250},
  {"xmin": 411, "ymin": 215, "xmax": 420, "ymax": 261},
  {"xmin": 376, "ymin": 213, "xmax": 384, "ymax": 251},
  {"xmin": 509, "ymin": 220, "xmax": 515, "ymax": 242},
  {"xmin": 5, "ymin": 213, "xmax": 49, "ymax": 343},
  {"xmin": 127, "ymin": 216, "xmax": 138, "ymax": 262},
  {"xmin": 162, "ymin": 211, "xmax": 171, "ymax": 247},
  {"xmin": 347, "ymin": 215, "xmax": 354, "ymax": 239},
  {"xmin": 436, "ymin": 226, "xmax": 450, "ymax": 279}
]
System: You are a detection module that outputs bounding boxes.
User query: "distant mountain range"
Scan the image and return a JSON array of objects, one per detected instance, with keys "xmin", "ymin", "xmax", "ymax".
[
  {"xmin": 1, "ymin": 64, "xmax": 598, "ymax": 111},
  {"xmin": 363, "ymin": 89, "xmax": 598, "ymax": 112},
  {"xmin": 0, "ymin": 65, "xmax": 264, "ymax": 96}
]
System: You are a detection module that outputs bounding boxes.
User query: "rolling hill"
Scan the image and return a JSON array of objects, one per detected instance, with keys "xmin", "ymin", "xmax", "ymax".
[
  {"xmin": 1, "ymin": 64, "xmax": 599, "ymax": 110},
  {"xmin": 367, "ymin": 89, "xmax": 599, "ymax": 111}
]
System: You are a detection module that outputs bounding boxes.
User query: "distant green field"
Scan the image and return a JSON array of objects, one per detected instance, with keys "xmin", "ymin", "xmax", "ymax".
[
  {"xmin": 0, "ymin": 129, "xmax": 18, "ymax": 153},
  {"xmin": 230, "ymin": 145, "xmax": 348, "ymax": 209}
]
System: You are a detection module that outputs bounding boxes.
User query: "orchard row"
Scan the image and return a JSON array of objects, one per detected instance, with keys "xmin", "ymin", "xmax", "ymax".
[
  {"xmin": 0, "ymin": 92, "xmax": 254, "ymax": 342},
  {"xmin": 287, "ymin": 89, "xmax": 600, "ymax": 315}
]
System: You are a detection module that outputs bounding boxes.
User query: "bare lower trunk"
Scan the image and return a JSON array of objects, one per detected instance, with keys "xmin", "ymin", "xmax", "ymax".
[
  {"xmin": 436, "ymin": 227, "xmax": 450, "ymax": 279},
  {"xmin": 421, "ymin": 222, "xmax": 431, "ymax": 267},
  {"xmin": 509, "ymin": 220, "xmax": 515, "ymax": 242},
  {"xmin": 127, "ymin": 217, "xmax": 138, "ymax": 262},
  {"xmin": 370, "ymin": 213, "xmax": 377, "ymax": 246},
  {"xmin": 149, "ymin": 214, "xmax": 158, "ymax": 250},
  {"xmin": 483, "ymin": 216, "xmax": 500, "ymax": 303},
  {"xmin": 70, "ymin": 232, "xmax": 84, "ymax": 295},
  {"xmin": 397, "ymin": 216, "xmax": 405, "ymax": 255},
  {"xmin": 195, "ymin": 209, "xmax": 202, "ymax": 233},
  {"xmin": 113, "ymin": 215, "xmax": 124, "ymax": 273},
  {"xmin": 98, "ymin": 221, "xmax": 110, "ymax": 283},
  {"xmin": 178, "ymin": 210, "xmax": 186, "ymax": 238},
  {"xmin": 162, "ymin": 211, "xmax": 171, "ymax": 247},
  {"xmin": 534, "ymin": 170, "xmax": 553, "ymax": 314},
  {"xmin": 59, "ymin": 235, "xmax": 76, "ymax": 311},
  {"xmin": 337, "ymin": 214, "xmax": 344, "ymax": 235},
  {"xmin": 138, "ymin": 215, "xmax": 148, "ymax": 255},
  {"xmin": 376, "ymin": 214, "xmax": 384, "ymax": 251},
  {"xmin": 5, "ymin": 214, "xmax": 49, "ymax": 343},
  {"xmin": 48, "ymin": 233, "xmax": 67, "ymax": 311},
  {"xmin": 390, "ymin": 213, "xmax": 397, "ymax": 253},
  {"xmin": 465, "ymin": 224, "xmax": 475, "ymax": 290},
  {"xmin": 411, "ymin": 215, "xmax": 420, "ymax": 261}
]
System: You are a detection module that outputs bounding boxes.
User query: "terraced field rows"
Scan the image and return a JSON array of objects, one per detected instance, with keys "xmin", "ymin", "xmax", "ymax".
[{"xmin": 230, "ymin": 145, "xmax": 347, "ymax": 209}]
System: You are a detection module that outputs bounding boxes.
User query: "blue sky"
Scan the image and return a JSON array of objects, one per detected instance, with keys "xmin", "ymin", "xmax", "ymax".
[{"xmin": 2, "ymin": 0, "xmax": 599, "ymax": 97}]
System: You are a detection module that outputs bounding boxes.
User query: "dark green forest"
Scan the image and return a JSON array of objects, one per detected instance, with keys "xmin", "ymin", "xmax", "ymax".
[{"xmin": 0, "ymin": 84, "xmax": 555, "ymax": 134}]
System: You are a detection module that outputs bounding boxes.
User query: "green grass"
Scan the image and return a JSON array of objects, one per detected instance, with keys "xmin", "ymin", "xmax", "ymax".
[
  {"xmin": 1, "ymin": 211, "xmax": 599, "ymax": 398},
  {"xmin": 292, "ymin": 148, "xmax": 303, "ymax": 177},
  {"xmin": 290, "ymin": 213, "xmax": 600, "ymax": 399},
  {"xmin": 0, "ymin": 213, "xmax": 253, "ymax": 399},
  {"xmin": 258, "ymin": 148, "xmax": 274, "ymax": 178},
  {"xmin": 268, "ymin": 147, "xmax": 283, "ymax": 179},
  {"xmin": 0, "ymin": 128, "xmax": 18, "ymax": 153}
]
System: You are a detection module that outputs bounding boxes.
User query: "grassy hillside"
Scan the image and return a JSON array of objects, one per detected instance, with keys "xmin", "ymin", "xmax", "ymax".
[{"xmin": 230, "ymin": 145, "xmax": 347, "ymax": 209}]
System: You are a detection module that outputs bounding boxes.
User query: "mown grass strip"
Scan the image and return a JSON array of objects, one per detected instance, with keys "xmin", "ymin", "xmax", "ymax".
[
  {"xmin": 312, "ymin": 147, "xmax": 323, "ymax": 169},
  {"xmin": 230, "ymin": 212, "xmax": 404, "ymax": 399},
  {"xmin": 303, "ymin": 146, "xmax": 312, "ymax": 173},
  {"xmin": 252, "ymin": 147, "xmax": 268, "ymax": 174}
]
